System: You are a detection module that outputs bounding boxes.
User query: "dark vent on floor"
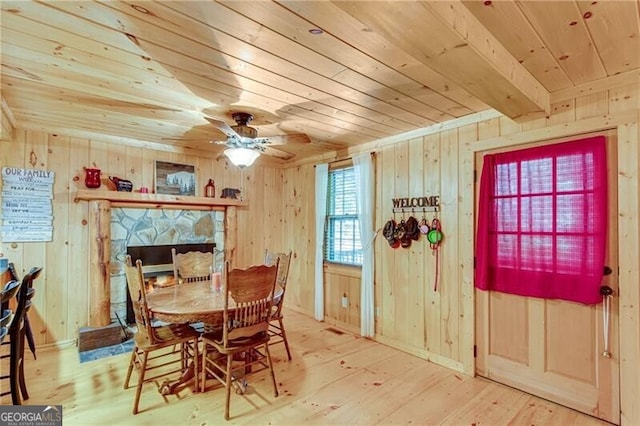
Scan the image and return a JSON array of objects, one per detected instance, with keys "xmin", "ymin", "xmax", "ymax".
[{"xmin": 325, "ymin": 327, "xmax": 345, "ymax": 335}]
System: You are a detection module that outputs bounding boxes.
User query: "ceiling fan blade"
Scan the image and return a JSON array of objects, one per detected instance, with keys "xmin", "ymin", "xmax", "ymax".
[
  {"xmin": 261, "ymin": 146, "xmax": 295, "ymax": 161},
  {"xmin": 162, "ymin": 137, "xmax": 212, "ymax": 141},
  {"xmin": 260, "ymin": 133, "xmax": 310, "ymax": 145},
  {"xmin": 204, "ymin": 117, "xmax": 240, "ymax": 139}
]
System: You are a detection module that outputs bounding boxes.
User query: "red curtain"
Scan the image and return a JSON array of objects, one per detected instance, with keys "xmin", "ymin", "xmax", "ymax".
[{"xmin": 475, "ymin": 136, "xmax": 607, "ymax": 304}]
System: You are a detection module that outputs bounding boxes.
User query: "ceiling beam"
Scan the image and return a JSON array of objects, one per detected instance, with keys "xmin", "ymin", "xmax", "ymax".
[{"xmin": 333, "ymin": 0, "xmax": 550, "ymax": 121}]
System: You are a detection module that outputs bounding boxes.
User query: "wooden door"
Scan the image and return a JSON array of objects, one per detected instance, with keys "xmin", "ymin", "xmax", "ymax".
[{"xmin": 474, "ymin": 134, "xmax": 620, "ymax": 424}]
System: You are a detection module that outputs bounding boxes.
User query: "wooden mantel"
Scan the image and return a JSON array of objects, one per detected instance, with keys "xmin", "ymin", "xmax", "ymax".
[
  {"xmin": 74, "ymin": 190, "xmax": 246, "ymax": 327},
  {"xmin": 74, "ymin": 189, "xmax": 247, "ymax": 210}
]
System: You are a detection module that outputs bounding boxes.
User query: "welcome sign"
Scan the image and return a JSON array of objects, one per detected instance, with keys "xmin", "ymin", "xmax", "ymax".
[{"xmin": 391, "ymin": 195, "xmax": 440, "ymax": 213}]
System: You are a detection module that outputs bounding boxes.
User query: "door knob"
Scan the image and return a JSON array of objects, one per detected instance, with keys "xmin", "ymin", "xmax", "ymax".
[{"xmin": 599, "ymin": 285, "xmax": 613, "ymax": 296}]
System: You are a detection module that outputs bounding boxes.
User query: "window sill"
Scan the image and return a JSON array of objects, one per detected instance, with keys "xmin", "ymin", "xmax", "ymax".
[{"xmin": 323, "ymin": 262, "xmax": 362, "ymax": 278}]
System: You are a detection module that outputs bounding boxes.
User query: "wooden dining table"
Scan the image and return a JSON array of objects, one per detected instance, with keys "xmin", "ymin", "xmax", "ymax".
[
  {"xmin": 145, "ymin": 279, "xmax": 283, "ymax": 395},
  {"xmin": 146, "ymin": 280, "xmax": 284, "ymax": 327}
]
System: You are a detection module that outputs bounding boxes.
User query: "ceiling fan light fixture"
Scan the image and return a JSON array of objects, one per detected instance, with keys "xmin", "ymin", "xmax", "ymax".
[{"xmin": 224, "ymin": 147, "xmax": 260, "ymax": 168}]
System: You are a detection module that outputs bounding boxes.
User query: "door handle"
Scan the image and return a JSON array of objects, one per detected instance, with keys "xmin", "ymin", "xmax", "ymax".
[{"xmin": 600, "ymin": 285, "xmax": 613, "ymax": 358}]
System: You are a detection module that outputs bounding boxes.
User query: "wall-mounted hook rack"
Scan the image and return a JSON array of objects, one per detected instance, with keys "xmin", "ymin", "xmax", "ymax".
[{"xmin": 393, "ymin": 205, "xmax": 439, "ymax": 214}]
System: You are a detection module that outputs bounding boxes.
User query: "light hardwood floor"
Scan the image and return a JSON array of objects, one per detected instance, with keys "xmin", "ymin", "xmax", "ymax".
[{"xmin": 2, "ymin": 310, "xmax": 609, "ymax": 425}]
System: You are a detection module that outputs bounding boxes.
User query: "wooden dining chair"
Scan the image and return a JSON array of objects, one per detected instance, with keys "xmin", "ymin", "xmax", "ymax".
[
  {"xmin": 0, "ymin": 266, "xmax": 42, "ymax": 405},
  {"xmin": 4, "ymin": 264, "xmax": 36, "ymax": 362},
  {"xmin": 200, "ymin": 260, "xmax": 279, "ymax": 421},
  {"xmin": 171, "ymin": 248, "xmax": 215, "ymax": 284},
  {"xmin": 264, "ymin": 250, "xmax": 292, "ymax": 360},
  {"xmin": 123, "ymin": 256, "xmax": 200, "ymax": 414},
  {"xmin": 0, "ymin": 279, "xmax": 20, "ymax": 401}
]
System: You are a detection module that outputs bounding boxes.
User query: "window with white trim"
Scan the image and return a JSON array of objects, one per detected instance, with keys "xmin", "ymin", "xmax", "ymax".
[{"xmin": 324, "ymin": 166, "xmax": 362, "ymax": 265}]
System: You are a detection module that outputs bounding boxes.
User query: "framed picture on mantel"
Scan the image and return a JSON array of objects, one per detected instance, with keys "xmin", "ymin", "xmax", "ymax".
[{"xmin": 154, "ymin": 161, "xmax": 196, "ymax": 196}]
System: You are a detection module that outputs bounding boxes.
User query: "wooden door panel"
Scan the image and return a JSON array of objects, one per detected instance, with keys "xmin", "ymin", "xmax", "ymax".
[
  {"xmin": 546, "ymin": 300, "xmax": 596, "ymax": 383},
  {"xmin": 475, "ymin": 133, "xmax": 619, "ymax": 424},
  {"xmin": 488, "ymin": 292, "xmax": 528, "ymax": 363}
]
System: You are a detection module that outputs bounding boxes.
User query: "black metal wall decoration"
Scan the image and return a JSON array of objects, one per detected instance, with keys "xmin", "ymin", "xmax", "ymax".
[{"xmin": 391, "ymin": 195, "xmax": 439, "ymax": 213}]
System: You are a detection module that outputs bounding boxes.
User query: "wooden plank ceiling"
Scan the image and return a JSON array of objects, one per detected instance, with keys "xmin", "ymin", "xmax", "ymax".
[{"xmin": 1, "ymin": 1, "xmax": 639, "ymax": 164}]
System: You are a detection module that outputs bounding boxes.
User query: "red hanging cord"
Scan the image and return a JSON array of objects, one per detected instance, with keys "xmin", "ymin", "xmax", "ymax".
[{"xmin": 428, "ymin": 218, "xmax": 442, "ymax": 291}]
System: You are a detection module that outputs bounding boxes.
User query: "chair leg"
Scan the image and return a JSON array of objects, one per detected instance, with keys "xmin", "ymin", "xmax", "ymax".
[
  {"xmin": 224, "ymin": 353, "xmax": 233, "ymax": 421},
  {"xmin": 132, "ymin": 351, "xmax": 149, "ymax": 414},
  {"xmin": 9, "ymin": 332, "xmax": 22, "ymax": 405},
  {"xmin": 192, "ymin": 339, "xmax": 198, "ymax": 394},
  {"xmin": 18, "ymin": 327, "xmax": 29, "ymax": 401},
  {"xmin": 200, "ymin": 343, "xmax": 205, "ymax": 393},
  {"xmin": 123, "ymin": 347, "xmax": 137, "ymax": 389},
  {"xmin": 278, "ymin": 318, "xmax": 292, "ymax": 361},
  {"xmin": 18, "ymin": 356, "xmax": 28, "ymax": 401},
  {"xmin": 264, "ymin": 343, "xmax": 279, "ymax": 397},
  {"xmin": 201, "ymin": 342, "xmax": 208, "ymax": 393}
]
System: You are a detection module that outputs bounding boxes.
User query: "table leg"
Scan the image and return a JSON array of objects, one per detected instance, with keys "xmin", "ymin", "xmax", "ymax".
[{"xmin": 160, "ymin": 358, "xmax": 198, "ymax": 395}]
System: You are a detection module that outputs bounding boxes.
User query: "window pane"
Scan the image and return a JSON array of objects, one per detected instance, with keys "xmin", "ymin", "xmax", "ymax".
[
  {"xmin": 495, "ymin": 162, "xmax": 517, "ymax": 195},
  {"xmin": 521, "ymin": 195, "xmax": 552, "ymax": 232},
  {"xmin": 495, "ymin": 198, "xmax": 518, "ymax": 232},
  {"xmin": 325, "ymin": 166, "xmax": 362, "ymax": 266},
  {"xmin": 557, "ymin": 194, "xmax": 585, "ymax": 232},
  {"xmin": 521, "ymin": 158, "xmax": 552, "ymax": 194},
  {"xmin": 520, "ymin": 235, "xmax": 553, "ymax": 272},
  {"xmin": 496, "ymin": 234, "xmax": 517, "ymax": 268},
  {"xmin": 557, "ymin": 153, "xmax": 594, "ymax": 191}
]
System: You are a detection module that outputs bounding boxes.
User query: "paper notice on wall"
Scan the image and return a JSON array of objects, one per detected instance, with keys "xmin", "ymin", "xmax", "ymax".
[{"xmin": 1, "ymin": 167, "xmax": 55, "ymax": 242}]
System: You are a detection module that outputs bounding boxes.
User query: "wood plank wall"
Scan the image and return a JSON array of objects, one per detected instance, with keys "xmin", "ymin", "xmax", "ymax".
[
  {"xmin": 0, "ymin": 128, "xmax": 284, "ymax": 344},
  {"xmin": 281, "ymin": 82, "xmax": 639, "ymax": 425}
]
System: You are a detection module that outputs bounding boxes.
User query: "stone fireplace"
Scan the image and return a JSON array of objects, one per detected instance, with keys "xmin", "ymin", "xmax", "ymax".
[
  {"xmin": 74, "ymin": 190, "xmax": 244, "ymax": 328},
  {"xmin": 109, "ymin": 208, "xmax": 225, "ymax": 324}
]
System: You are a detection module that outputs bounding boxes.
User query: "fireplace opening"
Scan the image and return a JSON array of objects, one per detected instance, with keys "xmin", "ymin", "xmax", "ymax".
[{"xmin": 125, "ymin": 243, "xmax": 216, "ymax": 324}]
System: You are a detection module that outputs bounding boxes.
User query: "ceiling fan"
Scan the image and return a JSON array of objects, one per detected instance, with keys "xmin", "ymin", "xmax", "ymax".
[{"xmin": 205, "ymin": 112, "xmax": 310, "ymax": 165}]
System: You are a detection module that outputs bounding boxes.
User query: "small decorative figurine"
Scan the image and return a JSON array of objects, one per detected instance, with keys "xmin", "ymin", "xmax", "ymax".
[{"xmin": 220, "ymin": 188, "xmax": 241, "ymax": 199}]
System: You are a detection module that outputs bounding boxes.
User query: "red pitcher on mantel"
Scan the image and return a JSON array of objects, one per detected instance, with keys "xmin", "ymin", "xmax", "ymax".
[{"xmin": 84, "ymin": 167, "xmax": 101, "ymax": 189}]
